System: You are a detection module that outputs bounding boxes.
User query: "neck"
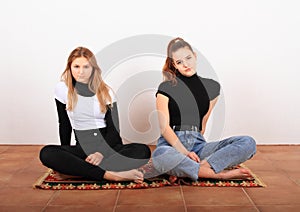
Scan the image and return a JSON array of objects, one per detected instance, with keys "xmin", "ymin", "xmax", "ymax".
[
  {"xmin": 177, "ymin": 72, "xmax": 197, "ymax": 79},
  {"xmin": 74, "ymin": 81, "xmax": 94, "ymax": 97}
]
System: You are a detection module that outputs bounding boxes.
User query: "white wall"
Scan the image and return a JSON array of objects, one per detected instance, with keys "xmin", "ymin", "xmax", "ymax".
[{"xmin": 0, "ymin": 0, "xmax": 299, "ymax": 144}]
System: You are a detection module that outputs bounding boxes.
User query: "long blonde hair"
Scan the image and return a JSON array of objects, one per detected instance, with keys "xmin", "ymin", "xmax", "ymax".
[
  {"xmin": 61, "ymin": 47, "xmax": 112, "ymax": 113},
  {"xmin": 162, "ymin": 37, "xmax": 194, "ymax": 84}
]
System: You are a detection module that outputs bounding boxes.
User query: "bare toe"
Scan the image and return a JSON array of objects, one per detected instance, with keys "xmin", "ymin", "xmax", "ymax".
[{"xmin": 169, "ymin": 175, "xmax": 177, "ymax": 184}]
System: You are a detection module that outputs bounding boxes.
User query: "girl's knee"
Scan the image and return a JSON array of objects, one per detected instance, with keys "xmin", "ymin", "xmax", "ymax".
[
  {"xmin": 152, "ymin": 146, "xmax": 175, "ymax": 171},
  {"xmin": 130, "ymin": 143, "xmax": 151, "ymax": 159},
  {"xmin": 242, "ymin": 136, "xmax": 257, "ymax": 157},
  {"xmin": 152, "ymin": 146, "xmax": 174, "ymax": 158},
  {"xmin": 39, "ymin": 145, "xmax": 56, "ymax": 165},
  {"xmin": 246, "ymin": 136, "xmax": 256, "ymax": 151},
  {"xmin": 139, "ymin": 144, "xmax": 151, "ymax": 159}
]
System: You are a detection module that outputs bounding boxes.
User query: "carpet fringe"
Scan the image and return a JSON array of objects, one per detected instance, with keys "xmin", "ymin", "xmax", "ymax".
[
  {"xmin": 33, "ymin": 168, "xmax": 53, "ymax": 189},
  {"xmin": 240, "ymin": 163, "xmax": 267, "ymax": 187}
]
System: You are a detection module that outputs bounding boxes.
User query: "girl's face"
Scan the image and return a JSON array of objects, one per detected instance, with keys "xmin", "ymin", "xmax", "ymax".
[
  {"xmin": 172, "ymin": 46, "xmax": 197, "ymax": 77},
  {"xmin": 71, "ymin": 57, "xmax": 93, "ymax": 83}
]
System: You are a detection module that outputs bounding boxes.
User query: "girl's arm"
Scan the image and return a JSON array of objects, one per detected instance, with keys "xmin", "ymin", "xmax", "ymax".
[
  {"xmin": 104, "ymin": 102, "xmax": 123, "ymax": 147},
  {"xmin": 201, "ymin": 97, "xmax": 219, "ymax": 135},
  {"xmin": 55, "ymin": 99, "xmax": 72, "ymax": 145},
  {"xmin": 156, "ymin": 94, "xmax": 200, "ymax": 162}
]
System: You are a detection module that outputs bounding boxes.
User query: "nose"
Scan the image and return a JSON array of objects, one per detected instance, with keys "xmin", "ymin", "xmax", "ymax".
[
  {"xmin": 182, "ymin": 60, "xmax": 188, "ymax": 67},
  {"xmin": 78, "ymin": 67, "xmax": 84, "ymax": 74}
]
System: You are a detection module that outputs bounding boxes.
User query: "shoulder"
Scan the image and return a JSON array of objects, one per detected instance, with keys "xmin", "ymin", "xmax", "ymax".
[
  {"xmin": 156, "ymin": 80, "xmax": 174, "ymax": 98},
  {"xmin": 199, "ymin": 77, "xmax": 220, "ymax": 90},
  {"xmin": 199, "ymin": 77, "xmax": 219, "ymax": 86},
  {"xmin": 54, "ymin": 81, "xmax": 68, "ymax": 104},
  {"xmin": 199, "ymin": 77, "xmax": 221, "ymax": 100},
  {"xmin": 158, "ymin": 80, "xmax": 176, "ymax": 91}
]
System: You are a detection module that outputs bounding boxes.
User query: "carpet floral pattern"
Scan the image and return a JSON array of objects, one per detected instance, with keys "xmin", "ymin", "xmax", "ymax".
[{"xmin": 34, "ymin": 162, "xmax": 265, "ymax": 190}]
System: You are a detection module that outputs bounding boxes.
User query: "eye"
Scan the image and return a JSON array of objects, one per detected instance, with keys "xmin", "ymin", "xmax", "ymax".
[
  {"xmin": 73, "ymin": 65, "xmax": 79, "ymax": 68},
  {"xmin": 186, "ymin": 56, "xmax": 192, "ymax": 60},
  {"xmin": 83, "ymin": 65, "xmax": 90, "ymax": 69},
  {"xmin": 176, "ymin": 60, "xmax": 182, "ymax": 65}
]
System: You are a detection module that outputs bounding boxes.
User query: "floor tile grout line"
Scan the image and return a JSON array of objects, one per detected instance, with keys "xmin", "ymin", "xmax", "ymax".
[
  {"xmin": 15, "ymin": 158, "xmax": 38, "ymax": 175},
  {"xmin": 41, "ymin": 190, "xmax": 60, "ymax": 211},
  {"xmin": 260, "ymin": 150, "xmax": 300, "ymax": 187},
  {"xmin": 242, "ymin": 188, "xmax": 260, "ymax": 212},
  {"xmin": 2, "ymin": 145, "xmax": 300, "ymax": 210},
  {"xmin": 271, "ymin": 161, "xmax": 300, "ymax": 187},
  {"xmin": 0, "ymin": 146, "xmax": 9, "ymax": 154},
  {"xmin": 286, "ymin": 176, "xmax": 300, "ymax": 187},
  {"xmin": 0, "ymin": 167, "xmax": 26, "ymax": 189},
  {"xmin": 179, "ymin": 185, "xmax": 187, "ymax": 212},
  {"xmin": 112, "ymin": 189, "xmax": 121, "ymax": 212}
]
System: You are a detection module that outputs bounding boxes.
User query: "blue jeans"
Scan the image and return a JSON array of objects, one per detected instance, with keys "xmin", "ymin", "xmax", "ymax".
[{"xmin": 152, "ymin": 131, "xmax": 256, "ymax": 181}]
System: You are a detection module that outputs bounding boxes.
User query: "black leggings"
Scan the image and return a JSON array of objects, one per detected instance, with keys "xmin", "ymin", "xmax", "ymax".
[{"xmin": 40, "ymin": 128, "xmax": 151, "ymax": 181}]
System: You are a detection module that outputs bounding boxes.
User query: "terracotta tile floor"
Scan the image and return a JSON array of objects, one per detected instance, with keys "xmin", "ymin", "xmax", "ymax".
[{"xmin": 0, "ymin": 145, "xmax": 300, "ymax": 212}]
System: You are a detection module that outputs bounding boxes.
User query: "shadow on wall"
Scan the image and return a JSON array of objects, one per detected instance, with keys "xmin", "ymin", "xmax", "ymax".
[{"xmin": 116, "ymin": 71, "xmax": 162, "ymax": 146}]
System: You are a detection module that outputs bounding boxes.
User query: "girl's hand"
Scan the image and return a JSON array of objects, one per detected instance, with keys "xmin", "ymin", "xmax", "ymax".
[
  {"xmin": 85, "ymin": 152, "xmax": 104, "ymax": 166},
  {"xmin": 187, "ymin": 151, "xmax": 200, "ymax": 163}
]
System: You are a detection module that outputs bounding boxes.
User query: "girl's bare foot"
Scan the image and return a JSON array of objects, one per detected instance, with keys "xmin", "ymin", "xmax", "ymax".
[
  {"xmin": 104, "ymin": 169, "xmax": 144, "ymax": 184},
  {"xmin": 220, "ymin": 168, "xmax": 252, "ymax": 180},
  {"xmin": 198, "ymin": 160, "xmax": 253, "ymax": 180}
]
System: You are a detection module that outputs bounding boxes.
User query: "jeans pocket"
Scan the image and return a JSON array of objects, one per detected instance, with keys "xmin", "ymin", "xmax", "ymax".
[{"xmin": 179, "ymin": 132, "xmax": 194, "ymax": 151}]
